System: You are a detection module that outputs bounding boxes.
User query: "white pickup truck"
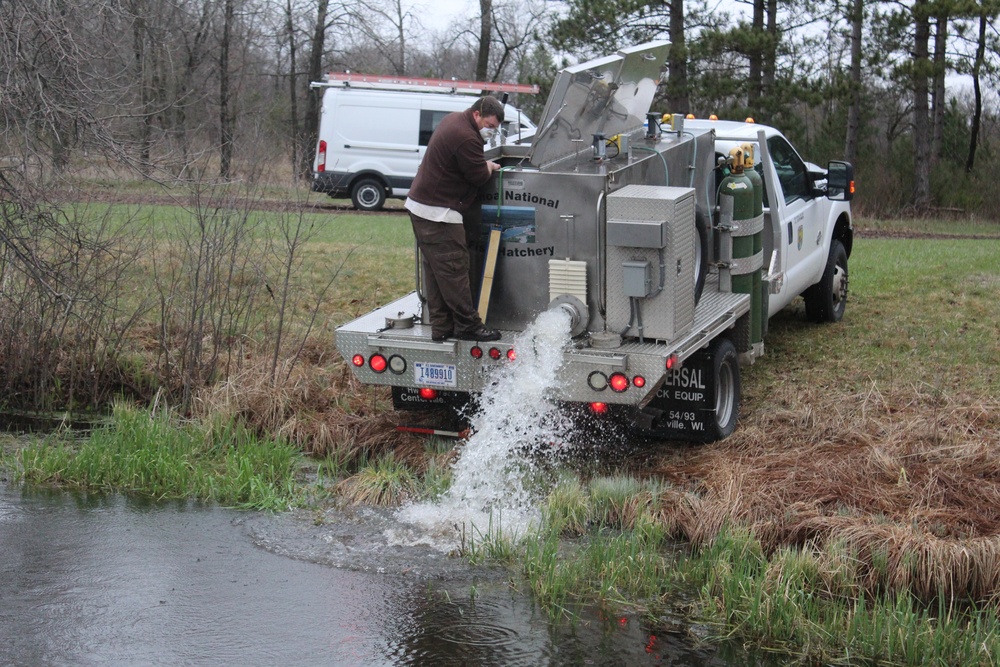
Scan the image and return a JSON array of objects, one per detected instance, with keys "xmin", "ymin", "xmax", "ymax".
[{"xmin": 333, "ymin": 42, "xmax": 854, "ymax": 442}]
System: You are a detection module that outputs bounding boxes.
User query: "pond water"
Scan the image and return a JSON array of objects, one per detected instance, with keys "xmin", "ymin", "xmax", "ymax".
[{"xmin": 0, "ymin": 484, "xmax": 762, "ymax": 667}]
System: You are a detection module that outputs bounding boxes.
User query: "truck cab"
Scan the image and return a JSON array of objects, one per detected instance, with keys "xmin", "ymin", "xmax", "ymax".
[{"xmin": 688, "ymin": 119, "xmax": 854, "ymax": 322}]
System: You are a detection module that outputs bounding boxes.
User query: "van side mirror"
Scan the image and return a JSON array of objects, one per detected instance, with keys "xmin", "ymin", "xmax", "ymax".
[{"xmin": 826, "ymin": 161, "xmax": 854, "ymax": 201}]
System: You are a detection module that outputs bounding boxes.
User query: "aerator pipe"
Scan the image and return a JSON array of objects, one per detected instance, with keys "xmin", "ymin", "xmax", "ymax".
[
  {"xmin": 631, "ymin": 146, "xmax": 669, "ymax": 186},
  {"xmin": 683, "ymin": 130, "xmax": 698, "ymax": 188}
]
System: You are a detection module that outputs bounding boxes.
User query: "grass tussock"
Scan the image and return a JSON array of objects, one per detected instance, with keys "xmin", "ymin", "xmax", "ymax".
[
  {"xmin": 650, "ymin": 380, "xmax": 1000, "ymax": 602},
  {"xmin": 194, "ymin": 348, "xmax": 422, "ymax": 463},
  {"xmin": 336, "ymin": 453, "xmax": 417, "ymax": 506}
]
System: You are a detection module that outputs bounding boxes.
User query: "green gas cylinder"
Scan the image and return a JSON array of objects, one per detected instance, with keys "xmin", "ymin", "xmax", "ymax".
[
  {"xmin": 741, "ymin": 143, "xmax": 765, "ymax": 346},
  {"xmin": 718, "ymin": 148, "xmax": 756, "ymax": 353}
]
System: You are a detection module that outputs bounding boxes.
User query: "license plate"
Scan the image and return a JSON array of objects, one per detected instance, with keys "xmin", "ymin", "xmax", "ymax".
[{"xmin": 414, "ymin": 362, "xmax": 457, "ymax": 387}]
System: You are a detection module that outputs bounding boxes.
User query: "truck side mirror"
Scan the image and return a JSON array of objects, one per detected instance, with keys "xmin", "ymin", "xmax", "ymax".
[{"xmin": 826, "ymin": 161, "xmax": 854, "ymax": 201}]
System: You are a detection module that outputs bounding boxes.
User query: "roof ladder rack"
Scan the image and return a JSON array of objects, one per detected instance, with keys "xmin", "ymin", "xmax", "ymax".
[{"xmin": 313, "ymin": 72, "xmax": 539, "ymax": 95}]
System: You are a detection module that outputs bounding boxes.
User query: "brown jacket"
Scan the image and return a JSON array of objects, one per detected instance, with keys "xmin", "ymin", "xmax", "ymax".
[{"xmin": 408, "ymin": 108, "xmax": 492, "ymax": 214}]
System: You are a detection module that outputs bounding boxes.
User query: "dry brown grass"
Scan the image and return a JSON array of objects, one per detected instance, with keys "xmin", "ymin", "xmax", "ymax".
[
  {"xmin": 649, "ymin": 380, "xmax": 1000, "ymax": 601},
  {"xmin": 192, "ymin": 341, "xmax": 421, "ymax": 461}
]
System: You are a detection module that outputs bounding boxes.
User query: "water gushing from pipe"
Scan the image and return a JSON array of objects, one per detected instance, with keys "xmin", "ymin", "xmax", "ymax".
[{"xmin": 395, "ymin": 309, "xmax": 574, "ymax": 550}]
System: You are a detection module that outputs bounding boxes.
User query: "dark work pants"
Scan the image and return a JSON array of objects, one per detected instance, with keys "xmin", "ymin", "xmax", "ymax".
[{"xmin": 409, "ymin": 213, "xmax": 483, "ymax": 338}]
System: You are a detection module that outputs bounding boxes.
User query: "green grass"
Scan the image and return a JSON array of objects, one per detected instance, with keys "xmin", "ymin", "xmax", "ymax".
[
  {"xmin": 11, "ymin": 404, "xmax": 302, "ymax": 510},
  {"xmin": 61, "ymin": 193, "xmax": 416, "ymax": 334},
  {"xmin": 748, "ymin": 236, "xmax": 1000, "ymax": 397},
  {"xmin": 856, "ymin": 216, "xmax": 1000, "ymax": 238}
]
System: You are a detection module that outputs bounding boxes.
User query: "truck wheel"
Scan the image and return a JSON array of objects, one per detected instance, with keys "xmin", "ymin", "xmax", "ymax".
[
  {"xmin": 804, "ymin": 239, "xmax": 848, "ymax": 323},
  {"xmin": 351, "ymin": 178, "xmax": 386, "ymax": 211},
  {"xmin": 704, "ymin": 336, "xmax": 740, "ymax": 442}
]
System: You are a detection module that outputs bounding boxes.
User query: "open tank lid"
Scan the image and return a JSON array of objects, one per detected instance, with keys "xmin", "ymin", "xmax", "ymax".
[{"xmin": 526, "ymin": 41, "xmax": 670, "ymax": 169}]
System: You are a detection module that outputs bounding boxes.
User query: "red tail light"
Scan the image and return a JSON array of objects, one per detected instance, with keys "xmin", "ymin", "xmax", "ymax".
[
  {"xmin": 590, "ymin": 402, "xmax": 608, "ymax": 414},
  {"xmin": 369, "ymin": 354, "xmax": 387, "ymax": 373},
  {"xmin": 609, "ymin": 372, "xmax": 629, "ymax": 392},
  {"xmin": 506, "ymin": 348, "xmax": 516, "ymax": 361},
  {"xmin": 351, "ymin": 354, "xmax": 365, "ymax": 367},
  {"xmin": 489, "ymin": 347, "xmax": 502, "ymax": 360},
  {"xmin": 633, "ymin": 375, "xmax": 646, "ymax": 388},
  {"xmin": 317, "ymin": 140, "xmax": 327, "ymax": 172},
  {"xmin": 470, "ymin": 346, "xmax": 483, "ymax": 359},
  {"xmin": 418, "ymin": 388, "xmax": 438, "ymax": 400}
]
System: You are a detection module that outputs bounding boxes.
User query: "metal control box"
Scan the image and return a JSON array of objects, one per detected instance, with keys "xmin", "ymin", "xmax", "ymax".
[{"xmin": 606, "ymin": 185, "xmax": 696, "ymax": 341}]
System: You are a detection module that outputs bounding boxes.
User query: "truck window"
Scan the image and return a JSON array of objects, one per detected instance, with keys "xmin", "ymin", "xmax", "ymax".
[
  {"xmin": 767, "ymin": 136, "xmax": 810, "ymax": 204},
  {"xmin": 419, "ymin": 110, "xmax": 452, "ymax": 147}
]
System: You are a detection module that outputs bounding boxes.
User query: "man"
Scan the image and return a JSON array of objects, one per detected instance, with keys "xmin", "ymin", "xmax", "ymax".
[{"xmin": 405, "ymin": 96, "xmax": 504, "ymax": 342}]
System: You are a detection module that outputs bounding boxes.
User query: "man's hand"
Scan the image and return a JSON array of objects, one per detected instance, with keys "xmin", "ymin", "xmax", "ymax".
[{"xmin": 487, "ymin": 160, "xmax": 501, "ymax": 173}]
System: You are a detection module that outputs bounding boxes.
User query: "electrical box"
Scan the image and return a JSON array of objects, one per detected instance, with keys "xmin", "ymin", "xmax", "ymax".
[
  {"xmin": 606, "ymin": 185, "xmax": 696, "ymax": 341},
  {"xmin": 622, "ymin": 260, "xmax": 653, "ymax": 297}
]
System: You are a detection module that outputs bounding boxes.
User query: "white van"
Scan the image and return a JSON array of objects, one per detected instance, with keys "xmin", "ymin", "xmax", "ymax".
[{"xmin": 310, "ymin": 74, "xmax": 537, "ymax": 211}]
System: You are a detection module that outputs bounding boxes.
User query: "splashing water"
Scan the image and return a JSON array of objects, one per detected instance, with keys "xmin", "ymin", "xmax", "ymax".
[{"xmin": 394, "ymin": 308, "xmax": 574, "ymax": 550}]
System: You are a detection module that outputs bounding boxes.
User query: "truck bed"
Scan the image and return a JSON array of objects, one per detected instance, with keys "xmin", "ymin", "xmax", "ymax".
[{"xmin": 334, "ymin": 272, "xmax": 750, "ymax": 405}]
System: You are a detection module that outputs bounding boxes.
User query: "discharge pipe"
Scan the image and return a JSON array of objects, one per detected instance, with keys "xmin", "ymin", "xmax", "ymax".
[{"xmin": 547, "ymin": 294, "xmax": 589, "ymax": 337}]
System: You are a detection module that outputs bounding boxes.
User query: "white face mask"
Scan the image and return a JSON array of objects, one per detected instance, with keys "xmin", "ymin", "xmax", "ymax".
[{"xmin": 480, "ymin": 127, "xmax": 498, "ymax": 142}]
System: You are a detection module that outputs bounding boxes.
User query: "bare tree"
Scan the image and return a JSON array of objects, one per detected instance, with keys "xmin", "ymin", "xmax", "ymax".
[
  {"xmin": 912, "ymin": 0, "xmax": 932, "ymax": 207},
  {"xmin": 965, "ymin": 5, "xmax": 990, "ymax": 172},
  {"xmin": 476, "ymin": 0, "xmax": 493, "ymax": 80},
  {"xmin": 300, "ymin": 0, "xmax": 328, "ymax": 179},
  {"xmin": 930, "ymin": 9, "xmax": 949, "ymax": 165},
  {"xmin": 844, "ymin": 0, "xmax": 864, "ymax": 164},
  {"xmin": 348, "ymin": 0, "xmax": 415, "ymax": 75},
  {"xmin": 487, "ymin": 0, "xmax": 546, "ymax": 82},
  {"xmin": 668, "ymin": 0, "xmax": 690, "ymax": 114},
  {"xmin": 220, "ymin": 0, "xmax": 236, "ymax": 179},
  {"xmin": 283, "ymin": 0, "xmax": 302, "ymax": 176}
]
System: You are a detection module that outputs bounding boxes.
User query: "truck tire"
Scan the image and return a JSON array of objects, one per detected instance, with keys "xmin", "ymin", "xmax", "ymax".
[
  {"xmin": 804, "ymin": 239, "xmax": 848, "ymax": 323},
  {"xmin": 703, "ymin": 336, "xmax": 740, "ymax": 442},
  {"xmin": 640, "ymin": 335, "xmax": 740, "ymax": 443},
  {"xmin": 351, "ymin": 178, "xmax": 387, "ymax": 211}
]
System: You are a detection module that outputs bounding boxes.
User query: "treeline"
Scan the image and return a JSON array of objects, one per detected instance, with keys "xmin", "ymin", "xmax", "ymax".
[{"xmin": 1, "ymin": 0, "xmax": 999, "ymax": 215}]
